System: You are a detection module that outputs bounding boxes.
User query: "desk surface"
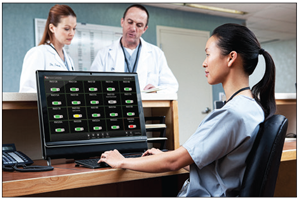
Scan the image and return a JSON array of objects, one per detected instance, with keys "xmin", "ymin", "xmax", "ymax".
[
  {"xmin": 2, "ymin": 159, "xmax": 188, "ymax": 197},
  {"xmin": 3, "ymin": 140, "xmax": 296, "ymax": 197}
]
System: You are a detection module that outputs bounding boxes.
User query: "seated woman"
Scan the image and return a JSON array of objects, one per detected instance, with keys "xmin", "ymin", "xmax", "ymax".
[{"xmin": 98, "ymin": 23, "xmax": 276, "ymax": 197}]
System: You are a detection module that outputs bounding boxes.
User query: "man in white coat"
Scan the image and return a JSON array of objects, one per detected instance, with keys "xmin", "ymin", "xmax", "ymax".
[{"xmin": 90, "ymin": 4, "xmax": 178, "ymax": 93}]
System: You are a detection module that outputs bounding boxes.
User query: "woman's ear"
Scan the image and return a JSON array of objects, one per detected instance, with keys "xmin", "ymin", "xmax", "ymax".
[
  {"xmin": 228, "ymin": 51, "xmax": 238, "ymax": 67},
  {"xmin": 49, "ymin": 24, "xmax": 55, "ymax": 33}
]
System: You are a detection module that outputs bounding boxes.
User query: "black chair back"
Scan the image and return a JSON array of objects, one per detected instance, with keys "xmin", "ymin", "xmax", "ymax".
[{"xmin": 239, "ymin": 114, "xmax": 288, "ymax": 197}]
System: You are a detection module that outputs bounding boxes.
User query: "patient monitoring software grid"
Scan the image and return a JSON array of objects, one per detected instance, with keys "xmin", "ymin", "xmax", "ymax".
[{"xmin": 43, "ymin": 75, "xmax": 142, "ymax": 142}]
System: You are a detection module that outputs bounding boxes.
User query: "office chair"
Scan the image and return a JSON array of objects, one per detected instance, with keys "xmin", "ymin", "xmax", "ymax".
[{"xmin": 239, "ymin": 114, "xmax": 288, "ymax": 197}]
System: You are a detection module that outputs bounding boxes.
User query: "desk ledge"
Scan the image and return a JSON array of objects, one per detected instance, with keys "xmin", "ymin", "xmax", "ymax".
[
  {"xmin": 141, "ymin": 93, "xmax": 177, "ymax": 100},
  {"xmin": 3, "ymin": 92, "xmax": 37, "ymax": 101},
  {"xmin": 3, "ymin": 92, "xmax": 178, "ymax": 101},
  {"xmin": 275, "ymin": 93, "xmax": 296, "ymax": 100}
]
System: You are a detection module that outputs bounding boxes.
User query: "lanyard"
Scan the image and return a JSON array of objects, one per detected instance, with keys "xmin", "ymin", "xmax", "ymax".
[
  {"xmin": 120, "ymin": 39, "xmax": 141, "ymax": 73},
  {"xmin": 224, "ymin": 87, "xmax": 250, "ymax": 104}
]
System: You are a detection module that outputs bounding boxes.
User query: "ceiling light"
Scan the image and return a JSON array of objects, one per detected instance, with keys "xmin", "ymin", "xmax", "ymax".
[{"xmin": 184, "ymin": 3, "xmax": 247, "ymax": 15}]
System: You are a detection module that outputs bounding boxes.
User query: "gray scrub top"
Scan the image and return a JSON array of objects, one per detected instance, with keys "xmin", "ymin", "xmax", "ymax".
[{"xmin": 179, "ymin": 95, "xmax": 264, "ymax": 197}]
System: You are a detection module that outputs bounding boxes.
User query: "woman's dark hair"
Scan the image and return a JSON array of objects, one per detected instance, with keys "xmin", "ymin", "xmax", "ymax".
[
  {"xmin": 212, "ymin": 23, "xmax": 276, "ymax": 119},
  {"xmin": 123, "ymin": 4, "xmax": 149, "ymax": 26},
  {"xmin": 39, "ymin": 4, "xmax": 76, "ymax": 45}
]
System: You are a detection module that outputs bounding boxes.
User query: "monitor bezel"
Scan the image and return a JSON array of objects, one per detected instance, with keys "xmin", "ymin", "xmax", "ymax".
[{"xmin": 36, "ymin": 70, "xmax": 147, "ymax": 160}]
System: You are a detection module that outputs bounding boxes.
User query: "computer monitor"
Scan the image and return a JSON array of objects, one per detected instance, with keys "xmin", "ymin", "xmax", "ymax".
[{"xmin": 36, "ymin": 70, "xmax": 147, "ymax": 161}]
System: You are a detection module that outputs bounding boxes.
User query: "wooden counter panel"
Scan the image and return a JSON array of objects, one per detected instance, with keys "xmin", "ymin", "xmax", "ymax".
[
  {"xmin": 275, "ymin": 99, "xmax": 296, "ymax": 105},
  {"xmin": 142, "ymin": 100, "xmax": 171, "ymax": 108},
  {"xmin": 281, "ymin": 140, "xmax": 296, "ymax": 162},
  {"xmin": 2, "ymin": 101, "xmax": 37, "ymax": 110},
  {"xmin": 282, "ymin": 140, "xmax": 296, "ymax": 151}
]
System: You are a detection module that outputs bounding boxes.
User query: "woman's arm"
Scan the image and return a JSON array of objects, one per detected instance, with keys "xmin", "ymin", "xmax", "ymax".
[{"xmin": 98, "ymin": 146, "xmax": 193, "ymax": 173}]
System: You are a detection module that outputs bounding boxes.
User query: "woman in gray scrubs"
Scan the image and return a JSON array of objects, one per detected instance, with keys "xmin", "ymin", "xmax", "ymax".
[{"xmin": 98, "ymin": 23, "xmax": 276, "ymax": 197}]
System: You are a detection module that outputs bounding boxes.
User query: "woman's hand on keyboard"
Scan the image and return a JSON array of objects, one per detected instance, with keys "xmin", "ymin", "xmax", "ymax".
[
  {"xmin": 142, "ymin": 148, "xmax": 163, "ymax": 157},
  {"xmin": 98, "ymin": 149, "xmax": 124, "ymax": 168}
]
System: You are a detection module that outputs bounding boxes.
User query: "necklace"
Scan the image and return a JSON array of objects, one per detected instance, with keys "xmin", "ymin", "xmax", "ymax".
[{"xmin": 224, "ymin": 86, "xmax": 250, "ymax": 104}]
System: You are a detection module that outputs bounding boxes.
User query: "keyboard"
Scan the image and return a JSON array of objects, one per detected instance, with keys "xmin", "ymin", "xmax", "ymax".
[
  {"xmin": 75, "ymin": 158, "xmax": 110, "ymax": 169},
  {"xmin": 75, "ymin": 153, "xmax": 143, "ymax": 169}
]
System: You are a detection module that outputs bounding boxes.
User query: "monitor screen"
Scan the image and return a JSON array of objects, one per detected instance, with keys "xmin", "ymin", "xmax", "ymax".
[{"xmin": 36, "ymin": 70, "xmax": 147, "ymax": 160}]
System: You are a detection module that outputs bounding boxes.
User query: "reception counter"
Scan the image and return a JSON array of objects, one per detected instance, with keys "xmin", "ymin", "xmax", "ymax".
[{"xmin": 2, "ymin": 92, "xmax": 296, "ymax": 197}]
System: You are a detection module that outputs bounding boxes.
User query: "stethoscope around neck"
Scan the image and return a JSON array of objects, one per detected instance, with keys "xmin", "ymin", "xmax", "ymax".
[
  {"xmin": 48, "ymin": 43, "xmax": 63, "ymax": 58},
  {"xmin": 48, "ymin": 43, "xmax": 74, "ymax": 71}
]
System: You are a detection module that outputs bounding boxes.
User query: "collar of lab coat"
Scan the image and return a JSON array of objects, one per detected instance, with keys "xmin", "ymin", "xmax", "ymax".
[{"xmin": 45, "ymin": 44, "xmax": 73, "ymax": 70}]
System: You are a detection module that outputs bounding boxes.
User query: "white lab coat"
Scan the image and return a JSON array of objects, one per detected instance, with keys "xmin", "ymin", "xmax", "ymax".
[
  {"xmin": 19, "ymin": 44, "xmax": 75, "ymax": 93},
  {"xmin": 90, "ymin": 37, "xmax": 178, "ymax": 93}
]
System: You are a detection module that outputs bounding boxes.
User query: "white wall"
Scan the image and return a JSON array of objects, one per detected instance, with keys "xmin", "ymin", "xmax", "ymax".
[{"xmin": 249, "ymin": 39, "xmax": 296, "ymax": 93}]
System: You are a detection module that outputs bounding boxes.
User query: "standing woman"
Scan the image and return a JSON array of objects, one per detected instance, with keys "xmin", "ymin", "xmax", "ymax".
[
  {"xmin": 98, "ymin": 23, "xmax": 276, "ymax": 197},
  {"xmin": 19, "ymin": 4, "xmax": 76, "ymax": 92}
]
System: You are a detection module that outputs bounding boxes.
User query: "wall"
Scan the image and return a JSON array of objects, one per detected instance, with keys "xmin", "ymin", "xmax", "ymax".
[
  {"xmin": 2, "ymin": 3, "xmax": 296, "ymax": 101},
  {"xmin": 3, "ymin": 3, "xmax": 244, "ymax": 99},
  {"xmin": 249, "ymin": 39, "xmax": 297, "ymax": 93}
]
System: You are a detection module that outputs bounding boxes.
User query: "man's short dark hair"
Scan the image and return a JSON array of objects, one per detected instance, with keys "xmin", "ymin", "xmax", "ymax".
[{"xmin": 123, "ymin": 4, "xmax": 149, "ymax": 26}]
